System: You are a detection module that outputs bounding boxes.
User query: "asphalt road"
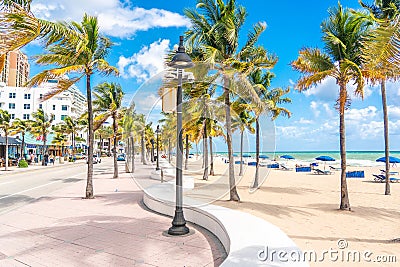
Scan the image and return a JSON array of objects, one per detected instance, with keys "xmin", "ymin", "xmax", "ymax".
[{"xmin": 0, "ymin": 158, "xmax": 114, "ymax": 215}]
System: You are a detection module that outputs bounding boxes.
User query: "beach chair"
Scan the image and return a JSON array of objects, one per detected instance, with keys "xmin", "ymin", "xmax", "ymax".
[
  {"xmin": 380, "ymin": 169, "xmax": 399, "ymax": 175},
  {"xmin": 280, "ymin": 164, "xmax": 293, "ymax": 171},
  {"xmin": 314, "ymin": 168, "xmax": 332, "ymax": 175},
  {"xmin": 390, "ymin": 177, "xmax": 400, "ymax": 182},
  {"xmin": 373, "ymin": 174, "xmax": 386, "ymax": 182},
  {"xmin": 329, "ymin": 165, "xmax": 341, "ymax": 171}
]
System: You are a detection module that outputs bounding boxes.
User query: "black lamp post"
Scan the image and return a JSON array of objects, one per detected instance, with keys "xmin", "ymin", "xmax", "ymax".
[
  {"xmin": 156, "ymin": 125, "xmax": 161, "ymax": 170},
  {"xmin": 150, "ymin": 138, "xmax": 155, "ymax": 162},
  {"xmin": 167, "ymin": 36, "xmax": 194, "ymax": 236}
]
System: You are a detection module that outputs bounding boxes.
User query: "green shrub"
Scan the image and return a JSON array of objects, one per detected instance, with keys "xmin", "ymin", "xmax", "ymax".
[{"xmin": 18, "ymin": 159, "xmax": 28, "ymax": 168}]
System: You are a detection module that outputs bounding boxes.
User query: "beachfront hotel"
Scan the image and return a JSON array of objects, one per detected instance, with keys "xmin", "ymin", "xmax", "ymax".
[{"xmin": 0, "ymin": 50, "xmax": 30, "ymax": 88}]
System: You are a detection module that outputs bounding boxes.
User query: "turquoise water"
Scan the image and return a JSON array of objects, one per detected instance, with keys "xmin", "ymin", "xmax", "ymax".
[{"xmin": 215, "ymin": 151, "xmax": 400, "ymax": 166}]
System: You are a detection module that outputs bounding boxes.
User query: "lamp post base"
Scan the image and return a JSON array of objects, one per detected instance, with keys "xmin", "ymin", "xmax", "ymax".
[{"xmin": 168, "ymin": 210, "xmax": 189, "ymax": 235}]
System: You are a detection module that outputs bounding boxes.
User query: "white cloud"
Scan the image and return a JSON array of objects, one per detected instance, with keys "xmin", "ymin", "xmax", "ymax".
[
  {"xmin": 388, "ymin": 105, "xmax": 400, "ymax": 120},
  {"xmin": 303, "ymin": 77, "xmax": 373, "ymax": 101},
  {"xmin": 31, "ymin": 0, "xmax": 190, "ymax": 38},
  {"xmin": 310, "ymin": 101, "xmax": 320, "ymax": 117},
  {"xmin": 345, "ymin": 106, "xmax": 378, "ymax": 122},
  {"xmin": 117, "ymin": 39, "xmax": 170, "ymax": 82},
  {"xmin": 303, "ymin": 77, "xmax": 338, "ymax": 101},
  {"xmin": 386, "ymin": 81, "xmax": 400, "ymax": 105},
  {"xmin": 298, "ymin": 118, "xmax": 313, "ymax": 124}
]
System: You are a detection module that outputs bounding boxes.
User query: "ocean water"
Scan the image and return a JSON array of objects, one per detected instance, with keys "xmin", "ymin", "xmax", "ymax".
[{"xmin": 215, "ymin": 151, "xmax": 400, "ymax": 167}]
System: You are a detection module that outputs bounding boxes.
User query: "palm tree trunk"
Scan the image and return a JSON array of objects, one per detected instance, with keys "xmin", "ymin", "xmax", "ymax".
[
  {"xmin": 168, "ymin": 138, "xmax": 171, "ymax": 163},
  {"xmin": 185, "ymin": 134, "xmax": 189, "ymax": 170},
  {"xmin": 112, "ymin": 114, "xmax": 118, "ymax": 178},
  {"xmin": 85, "ymin": 74, "xmax": 94, "ymax": 199},
  {"xmin": 42, "ymin": 134, "xmax": 47, "ymax": 166},
  {"xmin": 141, "ymin": 132, "xmax": 147, "ymax": 165},
  {"xmin": 125, "ymin": 137, "xmax": 130, "ymax": 173},
  {"xmin": 339, "ymin": 84, "xmax": 350, "ymax": 210},
  {"xmin": 21, "ymin": 133, "xmax": 25, "ymax": 159},
  {"xmin": 381, "ymin": 80, "xmax": 390, "ymax": 195},
  {"xmin": 131, "ymin": 136, "xmax": 135, "ymax": 173},
  {"xmin": 108, "ymin": 137, "xmax": 111, "ymax": 156},
  {"xmin": 5, "ymin": 133, "xmax": 8, "ymax": 171},
  {"xmin": 239, "ymin": 129, "xmax": 244, "ymax": 176},
  {"xmin": 209, "ymin": 136, "xmax": 214, "ymax": 176},
  {"xmin": 252, "ymin": 118, "xmax": 260, "ymax": 188},
  {"xmin": 203, "ymin": 122, "xmax": 208, "ymax": 180},
  {"xmin": 224, "ymin": 78, "xmax": 240, "ymax": 201}
]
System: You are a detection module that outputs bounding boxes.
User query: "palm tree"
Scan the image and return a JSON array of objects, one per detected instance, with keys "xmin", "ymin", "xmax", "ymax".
[
  {"xmin": 11, "ymin": 118, "xmax": 31, "ymax": 159},
  {"xmin": 0, "ymin": 109, "xmax": 14, "ymax": 171},
  {"xmin": 248, "ymin": 70, "xmax": 291, "ymax": 188},
  {"xmin": 134, "ymin": 114, "xmax": 150, "ymax": 165},
  {"xmin": 51, "ymin": 131, "xmax": 68, "ymax": 162},
  {"xmin": 232, "ymin": 101, "xmax": 255, "ymax": 176},
  {"xmin": 30, "ymin": 109, "xmax": 54, "ymax": 166},
  {"xmin": 93, "ymin": 82, "xmax": 124, "ymax": 178},
  {"xmin": 27, "ymin": 14, "xmax": 118, "ymax": 198},
  {"xmin": 184, "ymin": 0, "xmax": 275, "ymax": 201},
  {"xmin": 358, "ymin": 0, "xmax": 400, "ymax": 195},
  {"xmin": 123, "ymin": 107, "xmax": 136, "ymax": 173},
  {"xmin": 291, "ymin": 3, "xmax": 371, "ymax": 210}
]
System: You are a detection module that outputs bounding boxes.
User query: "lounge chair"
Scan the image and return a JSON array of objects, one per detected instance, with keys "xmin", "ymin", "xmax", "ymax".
[
  {"xmin": 380, "ymin": 169, "xmax": 399, "ymax": 175},
  {"xmin": 329, "ymin": 165, "xmax": 341, "ymax": 171},
  {"xmin": 314, "ymin": 168, "xmax": 332, "ymax": 175},
  {"xmin": 280, "ymin": 164, "xmax": 293, "ymax": 171},
  {"xmin": 373, "ymin": 174, "xmax": 400, "ymax": 183}
]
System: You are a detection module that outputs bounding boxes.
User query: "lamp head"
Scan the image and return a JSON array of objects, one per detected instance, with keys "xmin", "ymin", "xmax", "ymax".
[{"xmin": 168, "ymin": 36, "xmax": 194, "ymax": 69}]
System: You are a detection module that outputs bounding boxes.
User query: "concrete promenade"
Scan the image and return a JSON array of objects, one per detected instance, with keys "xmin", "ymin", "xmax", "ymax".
[{"xmin": 0, "ymin": 158, "xmax": 226, "ymax": 266}]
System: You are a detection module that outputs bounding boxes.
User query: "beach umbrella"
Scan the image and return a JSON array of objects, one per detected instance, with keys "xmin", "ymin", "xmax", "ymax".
[
  {"xmin": 259, "ymin": 155, "xmax": 269, "ymax": 159},
  {"xmin": 243, "ymin": 154, "xmax": 252, "ymax": 158},
  {"xmin": 315, "ymin": 155, "xmax": 335, "ymax": 170},
  {"xmin": 315, "ymin": 156, "xmax": 335, "ymax": 162},
  {"xmin": 280, "ymin": 155, "xmax": 295, "ymax": 160},
  {"xmin": 376, "ymin": 156, "xmax": 400, "ymax": 164}
]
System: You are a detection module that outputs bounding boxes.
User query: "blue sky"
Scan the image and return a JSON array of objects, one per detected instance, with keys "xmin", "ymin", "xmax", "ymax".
[{"xmin": 22, "ymin": 0, "xmax": 400, "ymax": 152}]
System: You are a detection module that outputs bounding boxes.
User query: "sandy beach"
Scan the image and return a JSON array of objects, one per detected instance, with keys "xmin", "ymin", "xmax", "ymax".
[{"xmin": 177, "ymin": 155, "xmax": 400, "ymax": 266}]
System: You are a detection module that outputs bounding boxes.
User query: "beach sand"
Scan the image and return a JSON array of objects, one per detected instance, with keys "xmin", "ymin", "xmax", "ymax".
[{"xmin": 179, "ymin": 156, "xmax": 400, "ymax": 266}]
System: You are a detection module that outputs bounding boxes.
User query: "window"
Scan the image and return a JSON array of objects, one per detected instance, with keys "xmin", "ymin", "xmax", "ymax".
[
  {"xmin": 9, "ymin": 103, "xmax": 15, "ymax": 109},
  {"xmin": 39, "ymin": 104, "xmax": 42, "ymax": 109},
  {"xmin": 61, "ymin": 115, "xmax": 67, "ymax": 120},
  {"xmin": 10, "ymin": 114, "xmax": 15, "ymax": 119},
  {"xmin": 24, "ymin": 104, "xmax": 30, "ymax": 109},
  {"xmin": 24, "ymin": 93, "xmax": 31, "ymax": 99},
  {"xmin": 23, "ymin": 114, "xmax": 30, "ymax": 120},
  {"xmin": 9, "ymin": 92, "xmax": 16, "ymax": 98},
  {"xmin": 61, "ymin": 105, "xmax": 68, "ymax": 111},
  {"xmin": 52, "ymin": 105, "xmax": 56, "ymax": 110},
  {"xmin": 39, "ymin": 94, "xmax": 43, "ymax": 99}
]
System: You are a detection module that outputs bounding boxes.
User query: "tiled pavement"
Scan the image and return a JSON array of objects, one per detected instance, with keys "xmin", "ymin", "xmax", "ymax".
[{"xmin": 0, "ymin": 160, "xmax": 226, "ymax": 266}]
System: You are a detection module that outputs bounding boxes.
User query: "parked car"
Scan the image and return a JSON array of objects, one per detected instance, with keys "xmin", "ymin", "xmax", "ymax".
[
  {"xmin": 117, "ymin": 154, "xmax": 126, "ymax": 161},
  {"xmin": 87, "ymin": 155, "xmax": 101, "ymax": 164}
]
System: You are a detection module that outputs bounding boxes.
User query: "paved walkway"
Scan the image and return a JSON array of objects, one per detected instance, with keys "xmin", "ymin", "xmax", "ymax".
[{"xmin": 0, "ymin": 158, "xmax": 226, "ymax": 266}]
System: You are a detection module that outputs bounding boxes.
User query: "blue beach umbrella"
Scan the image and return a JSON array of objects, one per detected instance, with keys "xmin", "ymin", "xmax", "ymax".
[
  {"xmin": 376, "ymin": 156, "xmax": 400, "ymax": 164},
  {"xmin": 315, "ymin": 155, "xmax": 335, "ymax": 170},
  {"xmin": 280, "ymin": 155, "xmax": 295, "ymax": 160},
  {"xmin": 259, "ymin": 155, "xmax": 269, "ymax": 159},
  {"xmin": 315, "ymin": 156, "xmax": 335, "ymax": 162},
  {"xmin": 243, "ymin": 154, "xmax": 252, "ymax": 158}
]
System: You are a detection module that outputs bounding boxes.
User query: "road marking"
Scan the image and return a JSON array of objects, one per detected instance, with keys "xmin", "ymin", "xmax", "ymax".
[
  {"xmin": 0, "ymin": 181, "xmax": 59, "ymax": 200},
  {"xmin": 0, "ymin": 181, "xmax": 15, "ymax": 186}
]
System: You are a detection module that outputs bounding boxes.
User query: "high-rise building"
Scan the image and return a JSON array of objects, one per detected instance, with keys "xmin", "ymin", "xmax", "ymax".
[{"xmin": 0, "ymin": 50, "xmax": 30, "ymax": 87}]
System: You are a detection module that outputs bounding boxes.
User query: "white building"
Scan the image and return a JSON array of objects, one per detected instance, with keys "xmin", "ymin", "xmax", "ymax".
[{"xmin": 0, "ymin": 82, "xmax": 86, "ymax": 123}]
